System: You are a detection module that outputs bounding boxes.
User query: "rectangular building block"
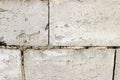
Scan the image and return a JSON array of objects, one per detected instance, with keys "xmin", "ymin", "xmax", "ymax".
[
  {"xmin": 0, "ymin": 49, "xmax": 22, "ymax": 80},
  {"xmin": 24, "ymin": 49, "xmax": 115, "ymax": 80},
  {"xmin": 50, "ymin": 0, "xmax": 120, "ymax": 46},
  {"xmin": 0, "ymin": 0, "xmax": 48, "ymax": 46},
  {"xmin": 114, "ymin": 49, "xmax": 120, "ymax": 80}
]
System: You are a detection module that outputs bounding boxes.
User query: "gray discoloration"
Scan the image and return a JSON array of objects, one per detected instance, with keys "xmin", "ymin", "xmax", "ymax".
[
  {"xmin": 15, "ymin": 31, "xmax": 41, "ymax": 45},
  {"xmin": 55, "ymin": 35, "xmax": 65, "ymax": 40},
  {"xmin": 64, "ymin": 24, "xmax": 69, "ymax": 27},
  {"xmin": 16, "ymin": 31, "xmax": 40, "ymax": 40},
  {"xmin": 0, "ymin": 8, "xmax": 7, "ymax": 12}
]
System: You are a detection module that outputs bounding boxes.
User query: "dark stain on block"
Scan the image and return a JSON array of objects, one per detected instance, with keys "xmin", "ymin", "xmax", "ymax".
[{"xmin": 0, "ymin": 41, "xmax": 7, "ymax": 46}]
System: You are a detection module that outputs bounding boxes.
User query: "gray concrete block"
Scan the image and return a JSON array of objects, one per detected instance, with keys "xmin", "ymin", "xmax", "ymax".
[
  {"xmin": 24, "ymin": 49, "xmax": 115, "ymax": 80},
  {"xmin": 0, "ymin": 0, "xmax": 48, "ymax": 46},
  {"xmin": 50, "ymin": 0, "xmax": 120, "ymax": 46},
  {"xmin": 0, "ymin": 49, "xmax": 22, "ymax": 80}
]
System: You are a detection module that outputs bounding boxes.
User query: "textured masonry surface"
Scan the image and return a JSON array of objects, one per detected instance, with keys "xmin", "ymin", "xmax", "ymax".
[
  {"xmin": 1, "ymin": 0, "xmax": 120, "ymax": 46},
  {"xmin": 0, "ymin": 0, "xmax": 48, "ymax": 46},
  {"xmin": 50, "ymin": 0, "xmax": 120, "ymax": 46},
  {"xmin": 24, "ymin": 49, "xmax": 114, "ymax": 80},
  {"xmin": 0, "ymin": 49, "xmax": 22, "ymax": 80},
  {"xmin": 0, "ymin": 0, "xmax": 120, "ymax": 80}
]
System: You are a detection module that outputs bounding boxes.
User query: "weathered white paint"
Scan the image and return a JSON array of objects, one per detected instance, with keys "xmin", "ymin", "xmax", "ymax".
[
  {"xmin": 24, "ymin": 49, "xmax": 114, "ymax": 80},
  {"xmin": 0, "ymin": 49, "xmax": 22, "ymax": 80},
  {"xmin": 0, "ymin": 0, "xmax": 48, "ymax": 46},
  {"xmin": 50, "ymin": 0, "xmax": 120, "ymax": 46}
]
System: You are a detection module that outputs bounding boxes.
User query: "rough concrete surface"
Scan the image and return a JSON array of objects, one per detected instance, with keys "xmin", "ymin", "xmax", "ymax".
[
  {"xmin": 50, "ymin": 0, "xmax": 120, "ymax": 46},
  {"xmin": 24, "ymin": 49, "xmax": 115, "ymax": 80},
  {"xmin": 0, "ymin": 0, "xmax": 119, "ymax": 80},
  {"xmin": 0, "ymin": 49, "xmax": 22, "ymax": 80},
  {"xmin": 0, "ymin": 0, "xmax": 48, "ymax": 46}
]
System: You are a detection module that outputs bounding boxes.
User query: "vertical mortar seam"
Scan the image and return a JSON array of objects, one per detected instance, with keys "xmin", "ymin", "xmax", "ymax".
[
  {"xmin": 112, "ymin": 49, "xmax": 117, "ymax": 80},
  {"xmin": 21, "ymin": 50, "xmax": 26, "ymax": 80},
  {"xmin": 48, "ymin": 0, "xmax": 50, "ymax": 45}
]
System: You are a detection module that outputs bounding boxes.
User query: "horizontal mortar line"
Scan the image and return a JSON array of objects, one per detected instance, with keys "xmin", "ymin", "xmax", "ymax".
[{"xmin": 0, "ymin": 45, "xmax": 120, "ymax": 50}]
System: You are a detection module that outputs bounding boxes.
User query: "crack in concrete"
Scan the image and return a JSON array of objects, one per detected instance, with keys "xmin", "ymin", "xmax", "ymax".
[{"xmin": 112, "ymin": 49, "xmax": 117, "ymax": 80}]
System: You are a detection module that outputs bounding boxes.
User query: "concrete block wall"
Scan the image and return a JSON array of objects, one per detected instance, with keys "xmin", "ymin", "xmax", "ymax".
[{"xmin": 0, "ymin": 0, "xmax": 120, "ymax": 80}]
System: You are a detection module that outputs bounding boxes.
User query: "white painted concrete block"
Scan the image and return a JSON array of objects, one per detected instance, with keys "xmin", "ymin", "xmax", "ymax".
[
  {"xmin": 0, "ymin": 0, "xmax": 48, "ymax": 46},
  {"xmin": 24, "ymin": 49, "xmax": 114, "ymax": 80},
  {"xmin": 0, "ymin": 49, "xmax": 22, "ymax": 80},
  {"xmin": 50, "ymin": 0, "xmax": 120, "ymax": 46},
  {"xmin": 114, "ymin": 49, "xmax": 120, "ymax": 80}
]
